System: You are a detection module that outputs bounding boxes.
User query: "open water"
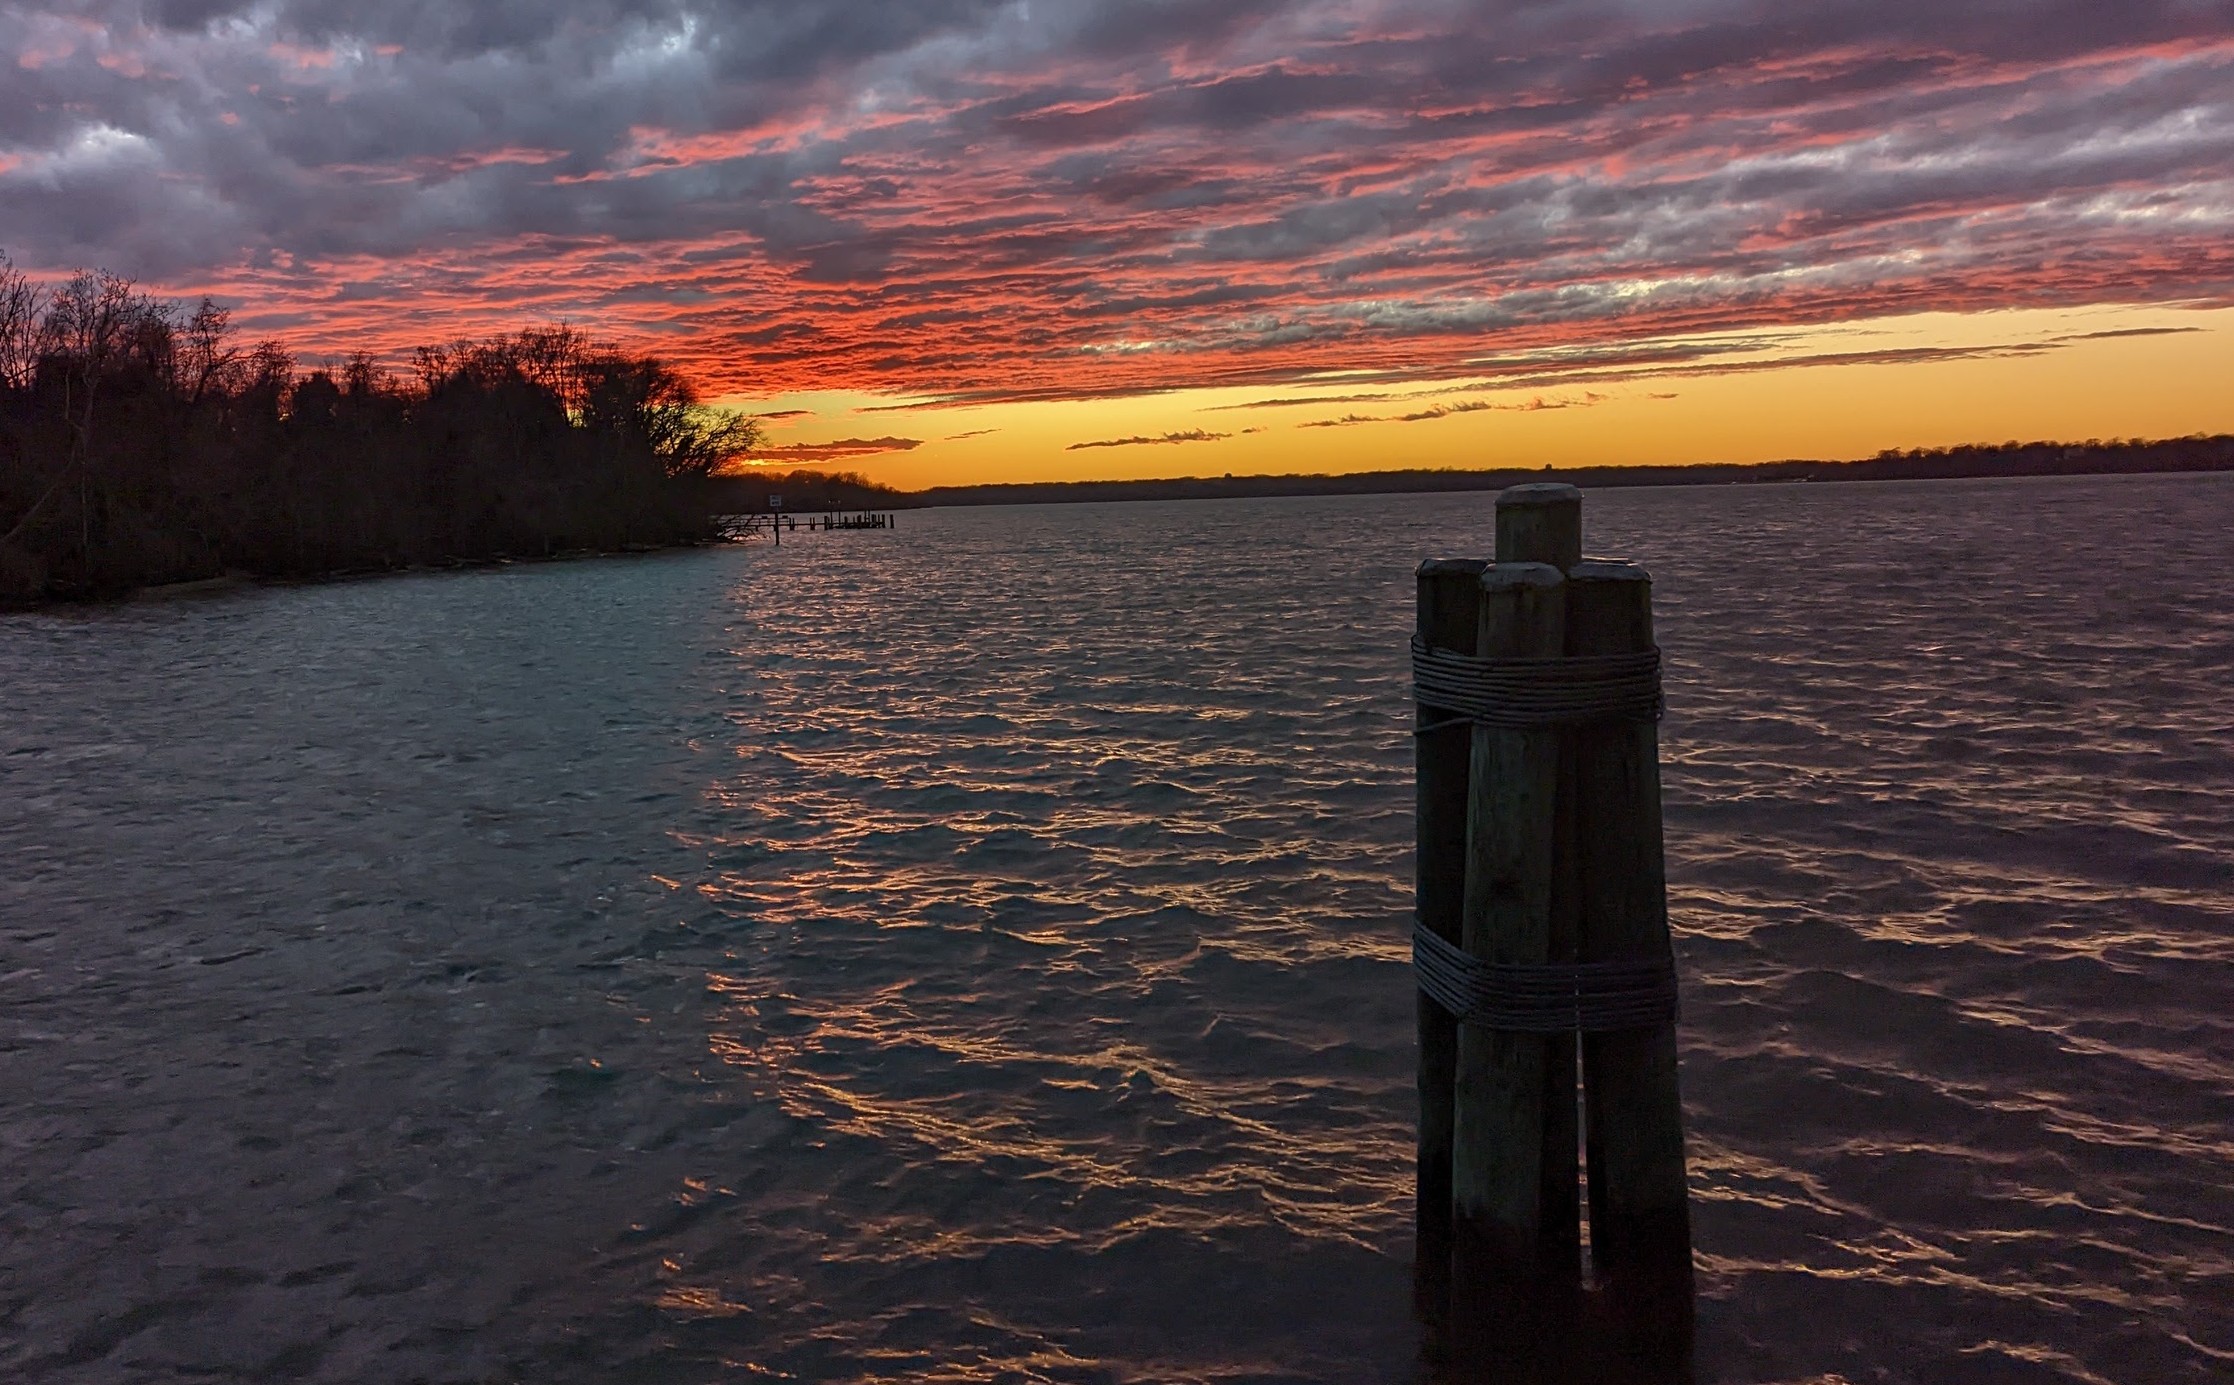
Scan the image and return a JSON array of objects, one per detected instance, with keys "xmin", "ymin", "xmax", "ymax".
[{"xmin": 2, "ymin": 474, "xmax": 2230, "ymax": 1384}]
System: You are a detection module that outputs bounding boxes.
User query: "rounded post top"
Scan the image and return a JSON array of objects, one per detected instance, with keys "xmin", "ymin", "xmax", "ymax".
[
  {"xmin": 1568, "ymin": 558, "xmax": 1652, "ymax": 584},
  {"xmin": 1566, "ymin": 558, "xmax": 1654, "ymax": 652},
  {"xmin": 1496, "ymin": 482, "xmax": 1584, "ymax": 509},
  {"xmin": 1480, "ymin": 560, "xmax": 1564, "ymax": 593},
  {"xmin": 1495, "ymin": 483, "xmax": 1583, "ymax": 568},
  {"xmin": 1417, "ymin": 557, "xmax": 1491, "ymax": 578}
]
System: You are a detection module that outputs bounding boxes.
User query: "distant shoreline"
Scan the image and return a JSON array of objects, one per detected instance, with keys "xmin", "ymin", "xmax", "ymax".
[
  {"xmin": 15, "ymin": 436, "xmax": 2229, "ymax": 611},
  {"xmin": 902, "ymin": 435, "xmax": 2234, "ymax": 509},
  {"xmin": 709, "ymin": 434, "xmax": 2234, "ymax": 514}
]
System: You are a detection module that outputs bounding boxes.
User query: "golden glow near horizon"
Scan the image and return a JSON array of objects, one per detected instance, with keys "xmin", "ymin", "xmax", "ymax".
[{"xmin": 716, "ymin": 303, "xmax": 2234, "ymax": 489}]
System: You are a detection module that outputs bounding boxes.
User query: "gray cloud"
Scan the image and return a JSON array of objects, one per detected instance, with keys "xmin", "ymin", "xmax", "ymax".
[{"xmin": 0, "ymin": 1, "xmax": 2227, "ymax": 399}]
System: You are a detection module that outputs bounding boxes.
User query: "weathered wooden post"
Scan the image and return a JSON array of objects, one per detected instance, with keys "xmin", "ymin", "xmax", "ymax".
[
  {"xmin": 1569, "ymin": 561, "xmax": 1695, "ymax": 1363},
  {"xmin": 1495, "ymin": 486, "xmax": 1586, "ymax": 1303},
  {"xmin": 1410, "ymin": 483, "xmax": 1692, "ymax": 1377},
  {"xmin": 1494, "ymin": 483, "xmax": 1582, "ymax": 570},
  {"xmin": 1450, "ymin": 561, "xmax": 1566, "ymax": 1355},
  {"xmin": 1415, "ymin": 558, "xmax": 1488, "ymax": 1319}
]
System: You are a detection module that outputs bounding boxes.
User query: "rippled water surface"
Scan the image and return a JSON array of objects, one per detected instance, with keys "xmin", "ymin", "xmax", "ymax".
[{"xmin": 4, "ymin": 475, "xmax": 2231, "ymax": 1383}]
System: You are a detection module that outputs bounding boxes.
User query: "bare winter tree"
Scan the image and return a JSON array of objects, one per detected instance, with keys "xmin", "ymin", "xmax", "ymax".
[
  {"xmin": 1, "ymin": 272, "xmax": 757, "ymax": 602},
  {"xmin": 0, "ymin": 253, "xmax": 38, "ymax": 392}
]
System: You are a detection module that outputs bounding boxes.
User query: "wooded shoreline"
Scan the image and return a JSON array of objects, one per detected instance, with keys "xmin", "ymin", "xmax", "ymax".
[
  {"xmin": 1, "ymin": 262, "xmax": 751, "ymax": 608},
  {"xmin": 711, "ymin": 434, "xmax": 2234, "ymax": 517}
]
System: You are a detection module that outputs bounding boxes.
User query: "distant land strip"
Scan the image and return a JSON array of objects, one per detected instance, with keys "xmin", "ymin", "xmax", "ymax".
[{"xmin": 713, "ymin": 434, "xmax": 2234, "ymax": 512}]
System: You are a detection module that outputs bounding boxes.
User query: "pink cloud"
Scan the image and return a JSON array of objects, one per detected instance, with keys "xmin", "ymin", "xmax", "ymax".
[{"xmin": 5, "ymin": 3, "xmax": 2224, "ymax": 409}]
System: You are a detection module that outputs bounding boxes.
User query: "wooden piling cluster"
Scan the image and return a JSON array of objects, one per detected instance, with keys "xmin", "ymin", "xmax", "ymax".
[
  {"xmin": 805, "ymin": 510, "xmax": 895, "ymax": 530},
  {"xmin": 718, "ymin": 509, "xmax": 897, "ymax": 544},
  {"xmin": 1414, "ymin": 483, "xmax": 1694, "ymax": 1378}
]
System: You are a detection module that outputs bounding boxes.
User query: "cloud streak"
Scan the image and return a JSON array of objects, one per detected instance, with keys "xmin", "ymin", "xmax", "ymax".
[
  {"xmin": 1296, "ymin": 394, "xmax": 1611, "ymax": 427},
  {"xmin": 1066, "ymin": 429, "xmax": 1229, "ymax": 451},
  {"xmin": 743, "ymin": 435, "xmax": 922, "ymax": 463},
  {"xmin": 0, "ymin": 2, "xmax": 2227, "ymax": 407}
]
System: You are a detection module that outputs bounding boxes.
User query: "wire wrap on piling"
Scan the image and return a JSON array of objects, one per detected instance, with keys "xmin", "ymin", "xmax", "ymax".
[
  {"xmin": 1412, "ymin": 922, "xmax": 1679, "ymax": 1032},
  {"xmin": 1410, "ymin": 636, "xmax": 1663, "ymax": 734},
  {"xmin": 1410, "ymin": 631, "xmax": 1675, "ymax": 1030}
]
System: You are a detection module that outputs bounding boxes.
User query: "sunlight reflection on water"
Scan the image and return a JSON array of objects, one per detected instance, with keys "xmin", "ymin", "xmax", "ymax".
[{"xmin": 2, "ymin": 475, "xmax": 2230, "ymax": 1383}]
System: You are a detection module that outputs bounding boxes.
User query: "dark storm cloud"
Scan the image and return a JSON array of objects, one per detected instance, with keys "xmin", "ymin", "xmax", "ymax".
[{"xmin": 2, "ymin": 1, "xmax": 2230, "ymax": 399}]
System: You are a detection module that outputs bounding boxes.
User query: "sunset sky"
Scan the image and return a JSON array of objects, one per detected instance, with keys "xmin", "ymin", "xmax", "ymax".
[{"xmin": 4, "ymin": 1, "xmax": 2231, "ymax": 486}]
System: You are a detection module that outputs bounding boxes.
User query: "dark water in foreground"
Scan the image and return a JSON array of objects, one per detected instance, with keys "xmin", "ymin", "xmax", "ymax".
[{"xmin": 2, "ymin": 475, "xmax": 2230, "ymax": 1384}]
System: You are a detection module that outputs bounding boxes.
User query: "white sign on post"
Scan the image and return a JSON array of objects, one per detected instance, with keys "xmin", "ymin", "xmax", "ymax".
[{"xmin": 768, "ymin": 494, "xmax": 783, "ymax": 510}]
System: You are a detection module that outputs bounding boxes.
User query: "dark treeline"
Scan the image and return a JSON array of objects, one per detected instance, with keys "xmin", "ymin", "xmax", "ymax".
[
  {"xmin": 905, "ymin": 434, "xmax": 2234, "ymax": 508},
  {"xmin": 1, "ymin": 256, "xmax": 755, "ymax": 604},
  {"xmin": 704, "ymin": 469, "xmax": 907, "ymax": 515}
]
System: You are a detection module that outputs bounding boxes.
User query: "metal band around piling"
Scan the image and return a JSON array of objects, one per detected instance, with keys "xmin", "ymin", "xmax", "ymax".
[
  {"xmin": 1413, "ymin": 920, "xmax": 1678, "ymax": 1033},
  {"xmin": 1411, "ymin": 637, "xmax": 1664, "ymax": 733}
]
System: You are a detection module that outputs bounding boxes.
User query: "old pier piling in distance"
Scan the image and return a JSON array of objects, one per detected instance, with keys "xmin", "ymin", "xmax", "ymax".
[
  {"xmin": 1412, "ymin": 482, "xmax": 1694, "ymax": 1378},
  {"xmin": 719, "ymin": 505, "xmax": 897, "ymax": 544}
]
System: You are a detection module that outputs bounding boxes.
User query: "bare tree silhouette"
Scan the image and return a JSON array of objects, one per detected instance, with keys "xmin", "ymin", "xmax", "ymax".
[{"xmin": 0, "ymin": 258, "xmax": 760, "ymax": 603}]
